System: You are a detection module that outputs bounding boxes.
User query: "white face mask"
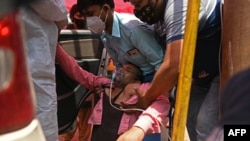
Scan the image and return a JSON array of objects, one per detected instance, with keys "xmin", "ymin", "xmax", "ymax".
[
  {"xmin": 86, "ymin": 16, "xmax": 105, "ymax": 33},
  {"xmin": 86, "ymin": 7, "xmax": 108, "ymax": 33}
]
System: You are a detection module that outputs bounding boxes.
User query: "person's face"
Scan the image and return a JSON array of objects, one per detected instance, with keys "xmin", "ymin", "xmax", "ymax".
[
  {"xmin": 129, "ymin": 0, "xmax": 164, "ymax": 25},
  {"xmin": 82, "ymin": 5, "xmax": 102, "ymax": 17},
  {"xmin": 82, "ymin": 5, "xmax": 109, "ymax": 23},
  {"xmin": 81, "ymin": 5, "xmax": 111, "ymax": 33},
  {"xmin": 120, "ymin": 64, "xmax": 141, "ymax": 85}
]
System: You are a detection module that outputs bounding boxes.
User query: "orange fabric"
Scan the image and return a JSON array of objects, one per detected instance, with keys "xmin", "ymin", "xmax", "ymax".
[
  {"xmin": 107, "ymin": 58, "xmax": 116, "ymax": 71},
  {"xmin": 59, "ymin": 96, "xmax": 94, "ymax": 141}
]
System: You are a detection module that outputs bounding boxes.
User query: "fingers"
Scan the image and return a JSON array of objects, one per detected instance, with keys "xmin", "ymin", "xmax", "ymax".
[
  {"xmin": 134, "ymin": 87, "xmax": 141, "ymax": 96},
  {"xmin": 120, "ymin": 100, "xmax": 137, "ymax": 109}
]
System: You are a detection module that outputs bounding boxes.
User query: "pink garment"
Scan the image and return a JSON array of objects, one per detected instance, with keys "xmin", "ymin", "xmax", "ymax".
[
  {"xmin": 56, "ymin": 44, "xmax": 170, "ymax": 135},
  {"xmin": 56, "ymin": 44, "xmax": 111, "ymax": 90},
  {"xmin": 89, "ymin": 83, "xmax": 170, "ymax": 135}
]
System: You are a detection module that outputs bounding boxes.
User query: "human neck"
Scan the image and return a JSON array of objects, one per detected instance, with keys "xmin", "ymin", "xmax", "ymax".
[
  {"xmin": 154, "ymin": 0, "xmax": 166, "ymax": 21},
  {"xmin": 105, "ymin": 87, "xmax": 123, "ymax": 100},
  {"xmin": 105, "ymin": 12, "xmax": 113, "ymax": 34}
]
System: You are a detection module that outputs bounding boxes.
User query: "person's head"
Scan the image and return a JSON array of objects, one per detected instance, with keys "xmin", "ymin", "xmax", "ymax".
[
  {"xmin": 77, "ymin": 0, "xmax": 115, "ymax": 33},
  {"xmin": 124, "ymin": 0, "xmax": 166, "ymax": 25},
  {"xmin": 112, "ymin": 63, "xmax": 143, "ymax": 87},
  {"xmin": 69, "ymin": 4, "xmax": 87, "ymax": 29},
  {"xmin": 220, "ymin": 68, "xmax": 250, "ymax": 125}
]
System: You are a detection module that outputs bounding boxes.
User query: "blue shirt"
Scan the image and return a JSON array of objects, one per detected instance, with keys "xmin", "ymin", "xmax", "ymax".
[{"xmin": 101, "ymin": 12, "xmax": 163, "ymax": 76}]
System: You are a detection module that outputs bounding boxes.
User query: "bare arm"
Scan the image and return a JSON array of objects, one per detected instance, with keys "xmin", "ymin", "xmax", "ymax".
[{"xmin": 141, "ymin": 39, "xmax": 183, "ymax": 108}]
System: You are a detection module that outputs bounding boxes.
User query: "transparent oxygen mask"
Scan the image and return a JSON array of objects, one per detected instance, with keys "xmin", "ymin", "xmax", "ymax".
[
  {"xmin": 109, "ymin": 67, "xmax": 144, "ymax": 112},
  {"xmin": 111, "ymin": 67, "xmax": 124, "ymax": 84}
]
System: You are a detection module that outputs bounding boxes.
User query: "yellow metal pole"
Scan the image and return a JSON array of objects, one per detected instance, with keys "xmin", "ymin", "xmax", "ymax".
[{"xmin": 171, "ymin": 0, "xmax": 200, "ymax": 141}]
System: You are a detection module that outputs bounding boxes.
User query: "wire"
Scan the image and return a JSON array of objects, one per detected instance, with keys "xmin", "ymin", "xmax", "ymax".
[
  {"xmin": 108, "ymin": 80, "xmax": 144, "ymax": 112},
  {"xmin": 109, "ymin": 74, "xmax": 171, "ymax": 140},
  {"xmin": 218, "ymin": 0, "xmax": 223, "ymax": 83},
  {"xmin": 109, "ymin": 80, "xmax": 172, "ymax": 141}
]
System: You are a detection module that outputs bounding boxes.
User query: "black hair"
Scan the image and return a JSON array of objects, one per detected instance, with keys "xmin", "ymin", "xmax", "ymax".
[
  {"xmin": 77, "ymin": 0, "xmax": 114, "ymax": 11},
  {"xmin": 69, "ymin": 4, "xmax": 79, "ymax": 21},
  {"xmin": 126, "ymin": 62, "xmax": 143, "ymax": 82}
]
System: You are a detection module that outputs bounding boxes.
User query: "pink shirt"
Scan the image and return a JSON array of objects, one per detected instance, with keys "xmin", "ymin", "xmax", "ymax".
[{"xmin": 56, "ymin": 44, "xmax": 170, "ymax": 135}]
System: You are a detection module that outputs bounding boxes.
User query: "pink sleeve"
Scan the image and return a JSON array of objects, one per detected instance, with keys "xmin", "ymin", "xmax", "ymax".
[
  {"xmin": 55, "ymin": 44, "xmax": 111, "ymax": 90},
  {"xmin": 133, "ymin": 83, "xmax": 170, "ymax": 133}
]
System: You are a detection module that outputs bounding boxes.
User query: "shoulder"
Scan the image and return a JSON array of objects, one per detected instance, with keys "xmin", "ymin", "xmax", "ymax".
[
  {"xmin": 115, "ymin": 12, "xmax": 139, "ymax": 24},
  {"xmin": 115, "ymin": 12, "xmax": 152, "ymax": 31}
]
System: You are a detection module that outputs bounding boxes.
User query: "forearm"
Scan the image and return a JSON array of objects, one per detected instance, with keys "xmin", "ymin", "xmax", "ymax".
[
  {"xmin": 146, "ymin": 64, "xmax": 178, "ymax": 101},
  {"xmin": 145, "ymin": 40, "xmax": 182, "ymax": 101},
  {"xmin": 133, "ymin": 95, "xmax": 170, "ymax": 133}
]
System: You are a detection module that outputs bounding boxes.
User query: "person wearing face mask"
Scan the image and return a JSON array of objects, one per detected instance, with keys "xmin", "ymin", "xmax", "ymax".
[
  {"xmin": 66, "ymin": 4, "xmax": 87, "ymax": 29},
  {"xmin": 59, "ymin": 5, "xmax": 92, "ymax": 141},
  {"xmin": 55, "ymin": 45, "xmax": 170, "ymax": 141},
  {"xmin": 121, "ymin": 0, "xmax": 222, "ymax": 141},
  {"xmin": 76, "ymin": 1, "xmax": 166, "ymax": 140},
  {"xmin": 77, "ymin": 0, "xmax": 164, "ymax": 84}
]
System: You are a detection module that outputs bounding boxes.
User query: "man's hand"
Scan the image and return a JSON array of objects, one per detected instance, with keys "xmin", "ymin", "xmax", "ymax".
[
  {"xmin": 117, "ymin": 126, "xmax": 145, "ymax": 141},
  {"xmin": 120, "ymin": 83, "xmax": 153, "ymax": 110}
]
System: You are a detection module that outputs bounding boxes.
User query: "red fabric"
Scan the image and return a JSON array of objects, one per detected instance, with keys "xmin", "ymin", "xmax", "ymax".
[
  {"xmin": 64, "ymin": 0, "xmax": 76, "ymax": 12},
  {"xmin": 114, "ymin": 0, "xmax": 134, "ymax": 13},
  {"xmin": 64, "ymin": 0, "xmax": 134, "ymax": 13}
]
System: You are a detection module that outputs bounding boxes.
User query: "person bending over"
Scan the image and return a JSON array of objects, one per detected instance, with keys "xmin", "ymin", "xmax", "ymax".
[{"xmin": 56, "ymin": 45, "xmax": 170, "ymax": 141}]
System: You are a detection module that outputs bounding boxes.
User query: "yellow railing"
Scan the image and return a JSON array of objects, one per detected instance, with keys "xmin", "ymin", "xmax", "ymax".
[{"xmin": 171, "ymin": 0, "xmax": 200, "ymax": 141}]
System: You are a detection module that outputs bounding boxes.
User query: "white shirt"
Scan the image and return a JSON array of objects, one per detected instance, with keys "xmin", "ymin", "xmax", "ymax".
[{"xmin": 20, "ymin": 1, "xmax": 67, "ymax": 140}]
